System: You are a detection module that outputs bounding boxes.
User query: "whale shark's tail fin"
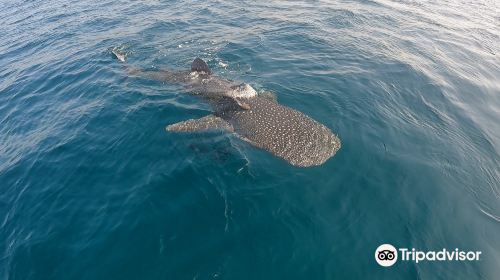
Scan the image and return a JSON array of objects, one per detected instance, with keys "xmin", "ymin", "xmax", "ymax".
[
  {"xmin": 111, "ymin": 47, "xmax": 127, "ymax": 62},
  {"xmin": 191, "ymin": 58, "xmax": 211, "ymax": 74}
]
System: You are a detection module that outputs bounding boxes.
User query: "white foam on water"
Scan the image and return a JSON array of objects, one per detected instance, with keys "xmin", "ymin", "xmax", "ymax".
[
  {"xmin": 218, "ymin": 61, "xmax": 228, "ymax": 68},
  {"xmin": 189, "ymin": 71, "xmax": 200, "ymax": 79}
]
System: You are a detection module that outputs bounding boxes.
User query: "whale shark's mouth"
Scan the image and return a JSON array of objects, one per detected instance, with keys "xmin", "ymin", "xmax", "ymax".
[{"xmin": 229, "ymin": 83, "xmax": 257, "ymax": 98}]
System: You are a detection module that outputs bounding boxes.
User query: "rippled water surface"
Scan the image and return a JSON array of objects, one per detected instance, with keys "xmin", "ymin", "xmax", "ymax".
[{"xmin": 1, "ymin": 0, "xmax": 499, "ymax": 279}]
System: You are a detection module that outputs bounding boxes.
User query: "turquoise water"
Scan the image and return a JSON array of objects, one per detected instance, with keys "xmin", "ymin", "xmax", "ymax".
[{"xmin": 1, "ymin": 0, "xmax": 499, "ymax": 279}]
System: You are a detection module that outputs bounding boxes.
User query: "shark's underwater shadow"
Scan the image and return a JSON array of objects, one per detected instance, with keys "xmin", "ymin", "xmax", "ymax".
[
  {"xmin": 183, "ymin": 135, "xmax": 256, "ymax": 176},
  {"xmin": 113, "ymin": 50, "xmax": 341, "ymax": 167}
]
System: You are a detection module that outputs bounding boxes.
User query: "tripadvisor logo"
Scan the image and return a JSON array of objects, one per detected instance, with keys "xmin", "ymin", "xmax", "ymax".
[
  {"xmin": 375, "ymin": 244, "xmax": 482, "ymax": 267},
  {"xmin": 375, "ymin": 244, "xmax": 398, "ymax": 267}
]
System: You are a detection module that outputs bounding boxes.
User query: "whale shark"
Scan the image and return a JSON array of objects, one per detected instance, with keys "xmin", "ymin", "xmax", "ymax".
[{"xmin": 113, "ymin": 51, "xmax": 341, "ymax": 167}]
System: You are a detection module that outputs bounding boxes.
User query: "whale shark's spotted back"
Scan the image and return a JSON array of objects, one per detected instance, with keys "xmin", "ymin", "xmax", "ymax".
[{"xmin": 217, "ymin": 97, "xmax": 341, "ymax": 167}]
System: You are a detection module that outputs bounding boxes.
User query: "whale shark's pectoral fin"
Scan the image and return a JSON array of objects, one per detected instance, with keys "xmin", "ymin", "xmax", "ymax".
[{"xmin": 166, "ymin": 115, "xmax": 233, "ymax": 133}]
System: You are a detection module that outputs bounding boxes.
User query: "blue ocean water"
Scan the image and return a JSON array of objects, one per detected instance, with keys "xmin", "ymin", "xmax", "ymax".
[{"xmin": 1, "ymin": 0, "xmax": 499, "ymax": 279}]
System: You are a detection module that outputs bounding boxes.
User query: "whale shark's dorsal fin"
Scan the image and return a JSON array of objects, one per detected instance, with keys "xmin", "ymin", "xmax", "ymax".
[
  {"xmin": 166, "ymin": 115, "xmax": 233, "ymax": 132},
  {"xmin": 191, "ymin": 58, "xmax": 211, "ymax": 74}
]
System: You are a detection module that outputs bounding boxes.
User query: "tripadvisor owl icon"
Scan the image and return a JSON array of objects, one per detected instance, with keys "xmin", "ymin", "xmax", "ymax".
[{"xmin": 375, "ymin": 244, "xmax": 398, "ymax": 267}]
